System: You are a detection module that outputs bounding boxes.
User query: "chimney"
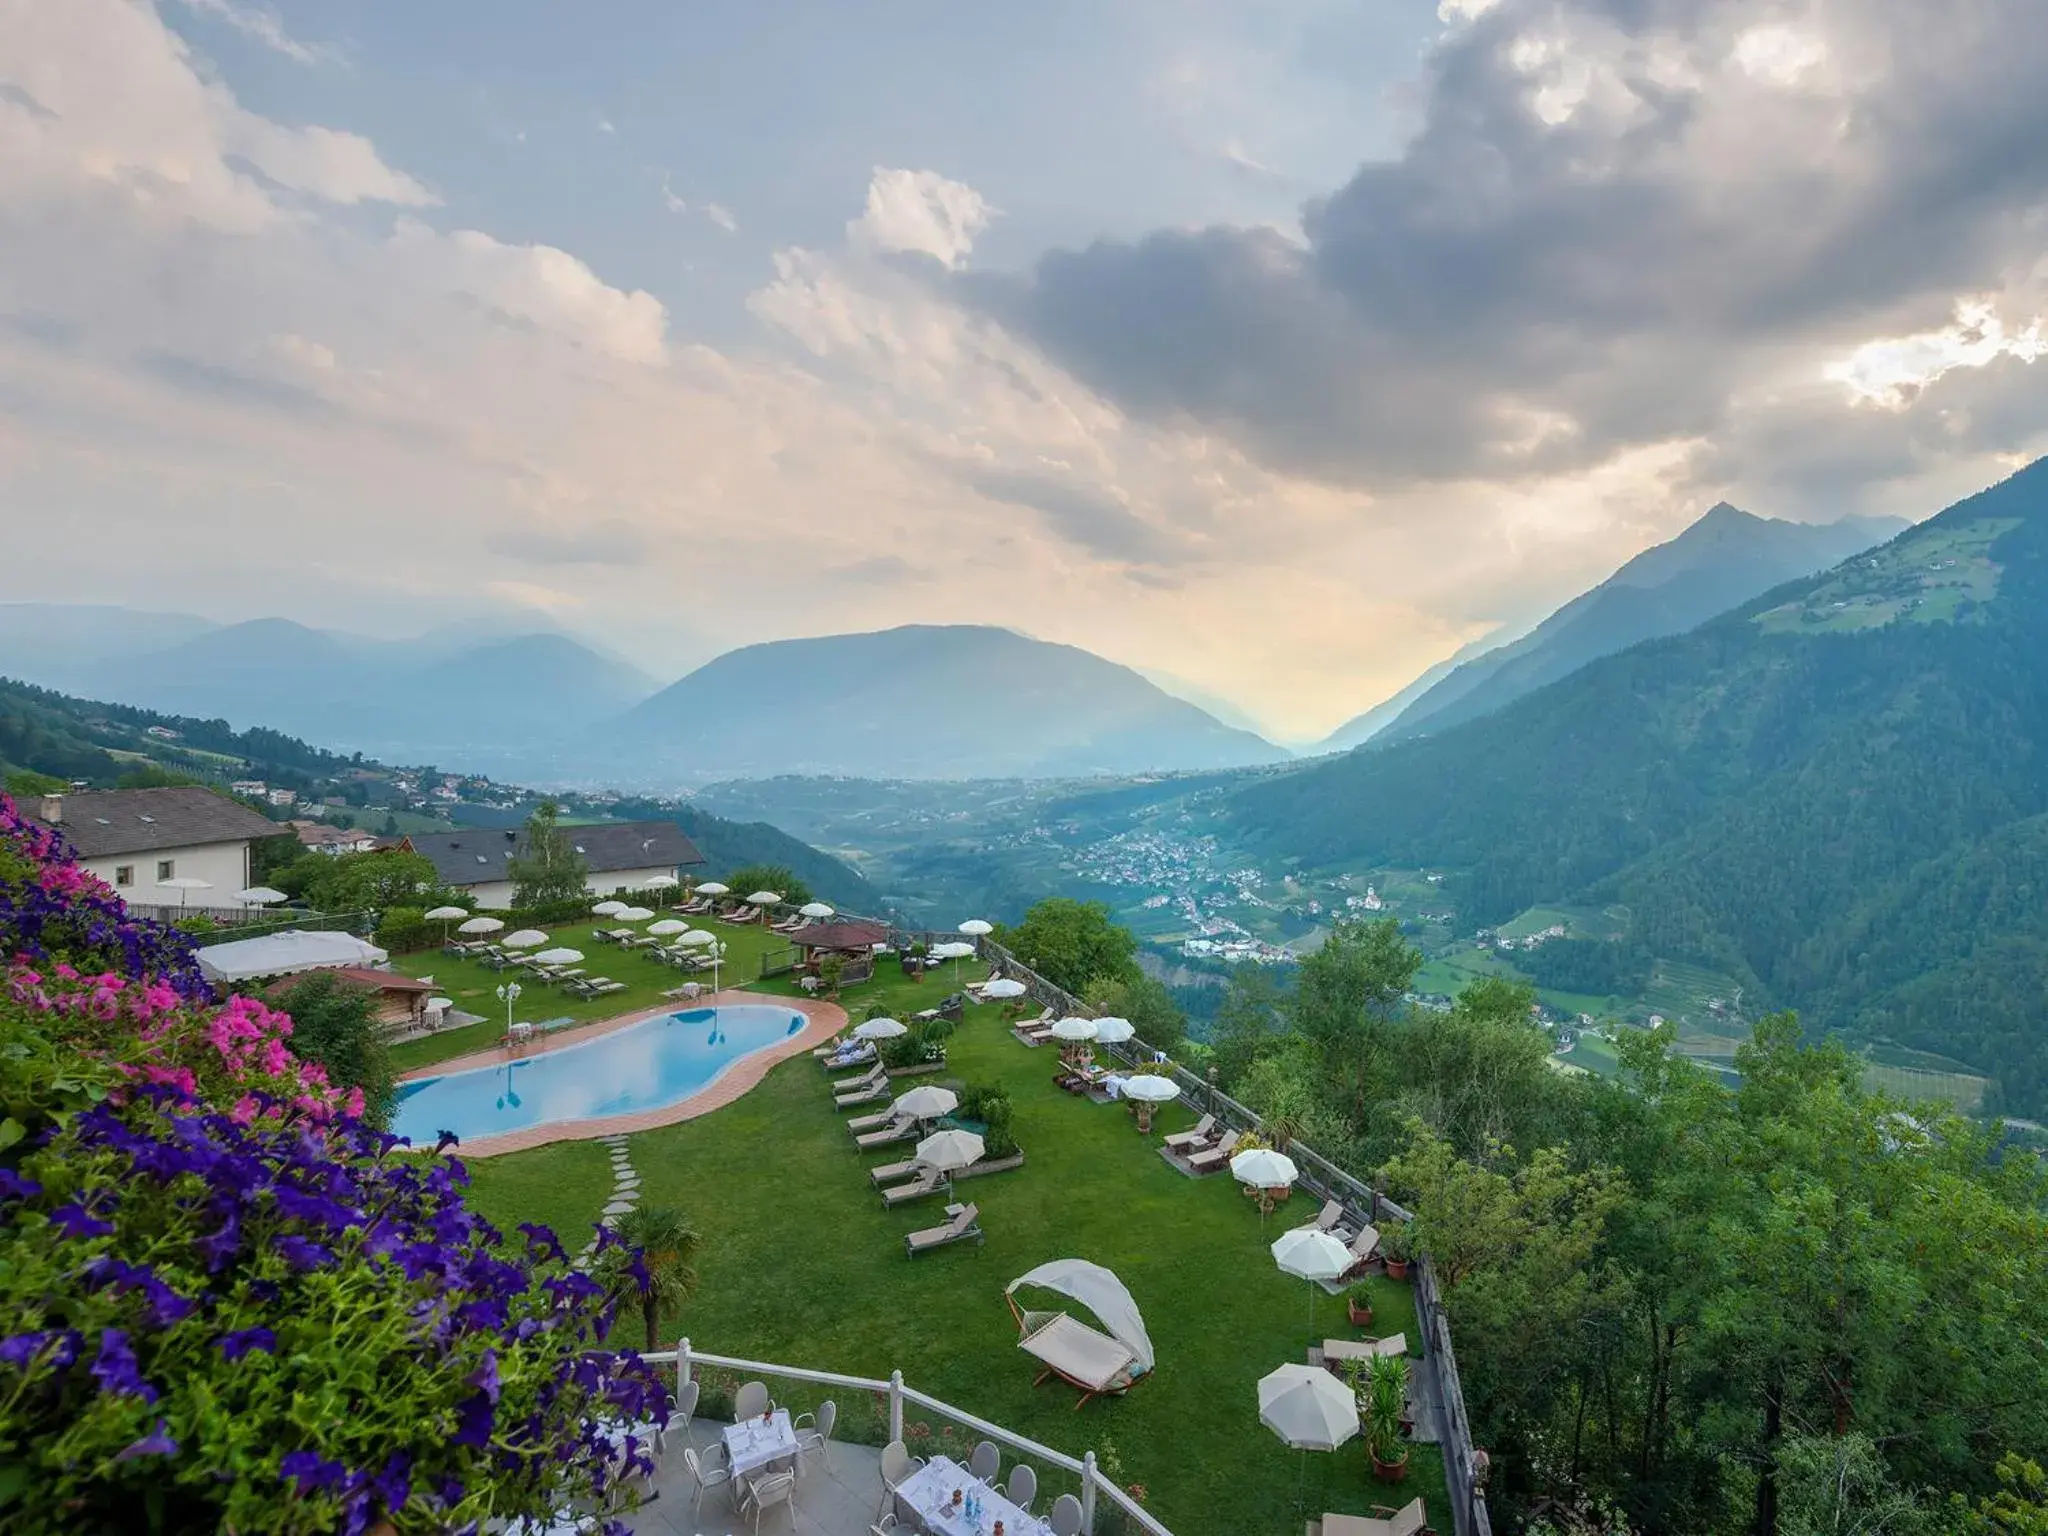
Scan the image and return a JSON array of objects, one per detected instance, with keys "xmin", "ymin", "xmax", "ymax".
[{"xmin": 39, "ymin": 793, "xmax": 63, "ymax": 824}]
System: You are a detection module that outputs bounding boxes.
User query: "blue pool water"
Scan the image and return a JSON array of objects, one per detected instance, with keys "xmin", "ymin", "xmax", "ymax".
[{"xmin": 393, "ymin": 1005, "xmax": 808, "ymax": 1143}]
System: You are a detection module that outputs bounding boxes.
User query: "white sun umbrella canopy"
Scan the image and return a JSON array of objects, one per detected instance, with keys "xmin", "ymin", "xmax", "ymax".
[
  {"xmin": 640, "ymin": 874, "xmax": 679, "ymax": 891},
  {"xmin": 929, "ymin": 941, "xmax": 976, "ymax": 961},
  {"xmin": 798, "ymin": 901, "xmax": 835, "ymax": 918},
  {"xmin": 980, "ymin": 978, "xmax": 1027, "ymax": 1000},
  {"xmin": 532, "ymin": 947, "xmax": 585, "ymax": 966},
  {"xmin": 915, "ymin": 1128, "xmax": 985, "ymax": 1172},
  {"xmin": 647, "ymin": 918, "xmax": 689, "ymax": 937},
  {"xmin": 1232, "ymin": 1148, "xmax": 1300, "ymax": 1188},
  {"xmin": 1121, "ymin": 1075, "xmax": 1180, "ymax": 1104},
  {"xmin": 1273, "ymin": 1227, "xmax": 1354, "ymax": 1333},
  {"xmin": 425, "ymin": 906, "xmax": 468, "ymax": 922},
  {"xmin": 1091, "ymin": 1016, "xmax": 1136, "ymax": 1045},
  {"xmin": 744, "ymin": 890, "xmax": 783, "ymax": 906},
  {"xmin": 612, "ymin": 906, "xmax": 653, "ymax": 923},
  {"xmin": 501, "ymin": 929, "xmax": 550, "ymax": 950},
  {"xmin": 675, "ymin": 928, "xmax": 717, "ymax": 947},
  {"xmin": 1050, "ymin": 1016, "xmax": 1098, "ymax": 1042},
  {"xmin": 894, "ymin": 1085, "xmax": 960, "ymax": 1121},
  {"xmin": 854, "ymin": 1017, "xmax": 907, "ymax": 1040},
  {"xmin": 234, "ymin": 886, "xmax": 288, "ymax": 907},
  {"xmin": 591, "ymin": 900, "xmax": 628, "ymax": 917},
  {"xmin": 458, "ymin": 916, "xmax": 505, "ymax": 935},
  {"xmin": 695, "ymin": 882, "xmax": 729, "ymax": 897},
  {"xmin": 957, "ymin": 918, "xmax": 994, "ymax": 937},
  {"xmin": 1259, "ymin": 1363, "xmax": 1360, "ymax": 1450}
]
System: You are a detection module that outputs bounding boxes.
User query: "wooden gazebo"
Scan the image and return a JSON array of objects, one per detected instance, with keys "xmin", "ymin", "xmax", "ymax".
[{"xmin": 790, "ymin": 918, "xmax": 890, "ymax": 983}]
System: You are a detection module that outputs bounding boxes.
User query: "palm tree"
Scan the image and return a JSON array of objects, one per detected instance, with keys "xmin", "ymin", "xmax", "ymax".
[{"xmin": 600, "ymin": 1205, "xmax": 701, "ymax": 1349}]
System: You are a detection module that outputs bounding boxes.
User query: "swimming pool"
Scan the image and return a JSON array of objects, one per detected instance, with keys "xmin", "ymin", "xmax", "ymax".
[{"xmin": 393, "ymin": 1005, "xmax": 809, "ymax": 1144}]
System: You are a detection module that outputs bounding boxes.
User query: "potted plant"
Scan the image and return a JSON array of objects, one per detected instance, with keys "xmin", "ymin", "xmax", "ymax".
[
  {"xmin": 1347, "ymin": 1284, "xmax": 1375, "ymax": 1328},
  {"xmin": 1366, "ymin": 1353, "xmax": 1411, "ymax": 1483},
  {"xmin": 905, "ymin": 941, "xmax": 929, "ymax": 980},
  {"xmin": 817, "ymin": 953, "xmax": 845, "ymax": 999},
  {"xmin": 1381, "ymin": 1220, "xmax": 1414, "ymax": 1281}
]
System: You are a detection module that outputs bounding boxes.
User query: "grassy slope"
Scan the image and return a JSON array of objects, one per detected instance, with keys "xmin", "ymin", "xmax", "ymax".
[{"xmin": 460, "ymin": 964, "xmax": 1446, "ymax": 1534}]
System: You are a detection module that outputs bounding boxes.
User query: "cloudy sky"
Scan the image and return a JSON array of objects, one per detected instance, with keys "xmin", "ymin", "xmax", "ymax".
[{"xmin": 4, "ymin": 0, "xmax": 2046, "ymax": 742}]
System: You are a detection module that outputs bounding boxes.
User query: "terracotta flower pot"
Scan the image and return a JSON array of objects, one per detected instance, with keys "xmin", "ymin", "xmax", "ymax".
[
  {"xmin": 1348, "ymin": 1298, "xmax": 1375, "ymax": 1327},
  {"xmin": 1371, "ymin": 1449, "xmax": 1411, "ymax": 1484},
  {"xmin": 1385, "ymin": 1257, "xmax": 1411, "ymax": 1281}
]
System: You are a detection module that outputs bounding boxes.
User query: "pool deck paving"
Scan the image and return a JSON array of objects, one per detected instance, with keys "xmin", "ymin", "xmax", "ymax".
[{"xmin": 407, "ymin": 991, "xmax": 849, "ymax": 1158}]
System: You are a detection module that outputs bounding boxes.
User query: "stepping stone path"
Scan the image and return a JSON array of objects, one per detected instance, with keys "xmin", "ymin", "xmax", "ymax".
[{"xmin": 575, "ymin": 1133, "xmax": 641, "ymax": 1267}]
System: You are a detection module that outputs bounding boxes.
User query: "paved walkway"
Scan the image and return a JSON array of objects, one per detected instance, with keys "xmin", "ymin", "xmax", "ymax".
[{"xmin": 632, "ymin": 1435, "xmax": 886, "ymax": 1536}]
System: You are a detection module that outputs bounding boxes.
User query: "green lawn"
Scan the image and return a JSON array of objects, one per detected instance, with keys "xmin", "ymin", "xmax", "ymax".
[
  {"xmin": 389, "ymin": 916, "xmax": 789, "ymax": 1073},
  {"xmin": 458, "ymin": 965, "xmax": 1446, "ymax": 1534}
]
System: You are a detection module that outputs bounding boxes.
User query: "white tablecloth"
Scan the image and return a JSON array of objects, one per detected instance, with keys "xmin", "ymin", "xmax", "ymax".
[
  {"xmin": 896, "ymin": 1454, "xmax": 1053, "ymax": 1536},
  {"xmin": 723, "ymin": 1409, "xmax": 798, "ymax": 1478}
]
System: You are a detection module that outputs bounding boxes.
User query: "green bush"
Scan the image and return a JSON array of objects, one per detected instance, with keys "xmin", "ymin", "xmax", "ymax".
[{"xmin": 268, "ymin": 970, "xmax": 399, "ymax": 1127}]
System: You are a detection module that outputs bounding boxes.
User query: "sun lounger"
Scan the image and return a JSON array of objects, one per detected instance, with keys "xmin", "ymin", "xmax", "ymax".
[
  {"xmin": 1163, "ymin": 1114, "xmax": 1218, "ymax": 1152},
  {"xmin": 1321, "ymin": 1498, "xmax": 1428, "ymax": 1536},
  {"xmin": 831, "ymin": 1060, "xmax": 884, "ymax": 1086},
  {"xmin": 835, "ymin": 1081, "xmax": 889, "ymax": 1108},
  {"xmin": 845, "ymin": 1108, "xmax": 903, "ymax": 1135},
  {"xmin": 905, "ymin": 1202, "xmax": 982, "ymax": 1258},
  {"xmin": 726, "ymin": 905, "xmax": 760, "ymax": 924},
  {"xmin": 855, "ymin": 1117, "xmax": 919, "ymax": 1151},
  {"xmin": 1296, "ymin": 1199, "xmax": 1354, "ymax": 1241},
  {"xmin": 679, "ymin": 896, "xmax": 712, "ymax": 914},
  {"xmin": 1015, "ymin": 1311, "xmax": 1142, "ymax": 1409},
  {"xmin": 1340, "ymin": 1225, "xmax": 1383, "ymax": 1279},
  {"xmin": 768, "ymin": 914, "xmax": 804, "ymax": 933},
  {"xmin": 1322, "ymin": 1335, "xmax": 1410, "ymax": 1371},
  {"xmin": 815, "ymin": 1037, "xmax": 872, "ymax": 1063},
  {"xmin": 868, "ymin": 1158, "xmax": 923, "ymax": 1187},
  {"xmin": 1185, "ymin": 1130, "xmax": 1241, "ymax": 1175},
  {"xmin": 881, "ymin": 1167, "xmax": 951, "ymax": 1206}
]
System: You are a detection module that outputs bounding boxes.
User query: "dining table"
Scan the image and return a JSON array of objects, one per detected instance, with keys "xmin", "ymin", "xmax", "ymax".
[
  {"xmin": 723, "ymin": 1407, "xmax": 799, "ymax": 1480},
  {"xmin": 894, "ymin": 1453, "xmax": 1054, "ymax": 1536}
]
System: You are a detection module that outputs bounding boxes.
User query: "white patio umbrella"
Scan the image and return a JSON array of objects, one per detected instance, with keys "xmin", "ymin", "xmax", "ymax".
[
  {"xmin": 1258, "ymin": 1362, "xmax": 1360, "ymax": 1505},
  {"xmin": 1049, "ymin": 1017, "xmax": 1098, "ymax": 1042},
  {"xmin": 234, "ymin": 886, "xmax": 288, "ymax": 907},
  {"xmin": 647, "ymin": 918, "xmax": 689, "ymax": 937},
  {"xmin": 980, "ymin": 978, "xmax": 1027, "ymax": 1000},
  {"xmin": 854, "ymin": 1017, "xmax": 907, "ymax": 1040},
  {"xmin": 799, "ymin": 901, "xmax": 835, "ymax": 918},
  {"xmin": 502, "ymin": 929, "xmax": 549, "ymax": 950},
  {"xmin": 159, "ymin": 875, "xmax": 213, "ymax": 910},
  {"xmin": 1121, "ymin": 1073, "xmax": 1181, "ymax": 1134},
  {"xmin": 425, "ymin": 906, "xmax": 468, "ymax": 921},
  {"xmin": 1232, "ymin": 1147, "xmax": 1301, "ymax": 1227},
  {"xmin": 675, "ymin": 929, "xmax": 717, "ymax": 947},
  {"xmin": 532, "ymin": 947, "xmax": 585, "ymax": 966},
  {"xmin": 458, "ymin": 916, "xmax": 505, "ymax": 936},
  {"xmin": 957, "ymin": 918, "xmax": 994, "ymax": 936},
  {"xmin": 914, "ymin": 1128, "xmax": 985, "ymax": 1172},
  {"xmin": 929, "ymin": 939, "xmax": 975, "ymax": 985},
  {"xmin": 1091, "ymin": 1016, "xmax": 1136, "ymax": 1045},
  {"xmin": 614, "ymin": 906, "xmax": 655, "ymax": 923},
  {"xmin": 641, "ymin": 874, "xmax": 679, "ymax": 891},
  {"xmin": 744, "ymin": 890, "xmax": 783, "ymax": 907},
  {"xmin": 1272, "ymin": 1228, "xmax": 1354, "ymax": 1336},
  {"xmin": 591, "ymin": 900, "xmax": 629, "ymax": 917},
  {"xmin": 695, "ymin": 882, "xmax": 730, "ymax": 897},
  {"xmin": 894, "ymin": 1085, "xmax": 960, "ymax": 1122}
]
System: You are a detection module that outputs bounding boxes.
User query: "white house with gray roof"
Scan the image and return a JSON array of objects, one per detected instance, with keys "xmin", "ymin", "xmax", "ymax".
[
  {"xmin": 20, "ymin": 788, "xmax": 282, "ymax": 910},
  {"xmin": 404, "ymin": 821, "xmax": 703, "ymax": 909}
]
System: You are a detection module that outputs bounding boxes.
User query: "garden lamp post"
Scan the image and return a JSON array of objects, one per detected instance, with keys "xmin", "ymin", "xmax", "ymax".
[{"xmin": 496, "ymin": 980, "xmax": 522, "ymax": 1035}]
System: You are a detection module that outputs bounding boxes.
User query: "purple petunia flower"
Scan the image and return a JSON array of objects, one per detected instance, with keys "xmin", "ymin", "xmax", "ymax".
[
  {"xmin": 0, "ymin": 1329, "xmax": 78, "ymax": 1369},
  {"xmin": 217, "ymin": 1327, "xmax": 277, "ymax": 1361},
  {"xmin": 452, "ymin": 1391, "xmax": 495, "ymax": 1448},
  {"xmin": 466, "ymin": 1348, "xmax": 501, "ymax": 1404},
  {"xmin": 281, "ymin": 1448, "xmax": 347, "ymax": 1492},
  {"xmin": 0, "ymin": 1168, "xmax": 41, "ymax": 1200},
  {"xmin": 369, "ymin": 1450, "xmax": 412, "ymax": 1511},
  {"xmin": 50, "ymin": 1201, "xmax": 114, "ymax": 1239},
  {"xmin": 90, "ymin": 1330, "xmax": 157, "ymax": 1403},
  {"xmin": 517, "ymin": 1222, "xmax": 566, "ymax": 1264},
  {"xmin": 114, "ymin": 1419, "xmax": 178, "ymax": 1461},
  {"xmin": 274, "ymin": 1235, "xmax": 335, "ymax": 1272}
]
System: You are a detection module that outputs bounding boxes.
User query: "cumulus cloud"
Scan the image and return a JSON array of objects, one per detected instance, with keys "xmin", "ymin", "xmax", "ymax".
[
  {"xmin": 171, "ymin": 0, "xmax": 335, "ymax": 67},
  {"xmin": 960, "ymin": 0, "xmax": 2048, "ymax": 510},
  {"xmin": 848, "ymin": 167, "xmax": 992, "ymax": 268}
]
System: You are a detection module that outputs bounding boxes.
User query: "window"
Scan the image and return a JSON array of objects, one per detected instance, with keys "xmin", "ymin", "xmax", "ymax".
[
  {"xmin": 156, "ymin": 859, "xmax": 175, "ymax": 882},
  {"xmin": 115, "ymin": 865, "xmax": 135, "ymax": 887}
]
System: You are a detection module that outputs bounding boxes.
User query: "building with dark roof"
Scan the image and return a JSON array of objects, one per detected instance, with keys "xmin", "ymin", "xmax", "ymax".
[
  {"xmin": 19, "ymin": 788, "xmax": 282, "ymax": 911},
  {"xmin": 405, "ymin": 820, "xmax": 703, "ymax": 908}
]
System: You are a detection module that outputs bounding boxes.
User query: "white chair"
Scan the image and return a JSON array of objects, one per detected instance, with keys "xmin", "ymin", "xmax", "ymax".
[
  {"xmin": 1049, "ymin": 1492, "xmax": 1084, "ymax": 1536},
  {"xmin": 661, "ymin": 1377, "xmax": 699, "ymax": 1451},
  {"xmin": 869, "ymin": 1517, "xmax": 903, "ymax": 1536},
  {"xmin": 683, "ymin": 1444, "xmax": 732, "ymax": 1518},
  {"xmin": 1006, "ymin": 1463, "xmax": 1037, "ymax": 1512},
  {"xmin": 969, "ymin": 1439, "xmax": 1000, "ymax": 1483},
  {"xmin": 793, "ymin": 1399, "xmax": 836, "ymax": 1474},
  {"xmin": 878, "ymin": 1439, "xmax": 926, "ymax": 1519},
  {"xmin": 743, "ymin": 1470, "xmax": 797, "ymax": 1532},
  {"xmin": 734, "ymin": 1380, "xmax": 773, "ymax": 1420}
]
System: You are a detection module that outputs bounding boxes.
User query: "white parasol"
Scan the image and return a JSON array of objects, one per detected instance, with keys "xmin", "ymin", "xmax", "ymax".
[
  {"xmin": 854, "ymin": 1017, "xmax": 907, "ymax": 1040},
  {"xmin": 914, "ymin": 1128, "xmax": 985, "ymax": 1172},
  {"xmin": 799, "ymin": 901, "xmax": 836, "ymax": 918},
  {"xmin": 591, "ymin": 900, "xmax": 628, "ymax": 917},
  {"xmin": 1231, "ymin": 1148, "xmax": 1300, "ymax": 1188},
  {"xmin": 647, "ymin": 918, "xmax": 689, "ymax": 937},
  {"xmin": 893, "ymin": 1085, "xmax": 959, "ymax": 1121},
  {"xmin": 1271, "ymin": 1227, "xmax": 1354, "ymax": 1335},
  {"xmin": 1049, "ymin": 1017, "xmax": 1098, "ymax": 1042},
  {"xmin": 980, "ymin": 978, "xmax": 1027, "ymax": 1000},
  {"xmin": 234, "ymin": 886, "xmax": 288, "ymax": 906},
  {"xmin": 744, "ymin": 890, "xmax": 783, "ymax": 907},
  {"xmin": 425, "ymin": 905, "xmax": 468, "ymax": 921},
  {"xmin": 459, "ymin": 916, "xmax": 505, "ymax": 935},
  {"xmin": 1091, "ymin": 1016, "xmax": 1136, "ymax": 1044},
  {"xmin": 957, "ymin": 918, "xmax": 994, "ymax": 936},
  {"xmin": 615, "ymin": 906, "xmax": 655, "ymax": 922},
  {"xmin": 695, "ymin": 882, "xmax": 730, "ymax": 896},
  {"xmin": 1259, "ymin": 1361, "xmax": 1360, "ymax": 1505},
  {"xmin": 533, "ymin": 947, "xmax": 585, "ymax": 966},
  {"xmin": 501, "ymin": 929, "xmax": 549, "ymax": 949}
]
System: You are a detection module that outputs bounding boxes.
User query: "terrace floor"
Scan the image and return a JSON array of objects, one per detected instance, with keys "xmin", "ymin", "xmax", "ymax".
[{"xmin": 632, "ymin": 1434, "xmax": 886, "ymax": 1536}]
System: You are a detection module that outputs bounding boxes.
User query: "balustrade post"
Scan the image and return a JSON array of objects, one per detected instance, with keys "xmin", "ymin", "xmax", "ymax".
[
  {"xmin": 677, "ymin": 1337, "xmax": 692, "ymax": 1391},
  {"xmin": 889, "ymin": 1369, "xmax": 904, "ymax": 1443},
  {"xmin": 1081, "ymin": 1450, "xmax": 1098, "ymax": 1533}
]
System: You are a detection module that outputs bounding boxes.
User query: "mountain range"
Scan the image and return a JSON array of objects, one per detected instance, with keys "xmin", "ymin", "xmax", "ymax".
[
  {"xmin": 606, "ymin": 624, "xmax": 1290, "ymax": 781},
  {"xmin": 1318, "ymin": 504, "xmax": 1907, "ymax": 752},
  {"xmin": 1228, "ymin": 459, "xmax": 2048, "ymax": 1115}
]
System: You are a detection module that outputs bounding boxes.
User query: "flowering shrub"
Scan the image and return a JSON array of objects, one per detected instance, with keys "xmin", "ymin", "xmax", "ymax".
[{"xmin": 0, "ymin": 795, "xmax": 671, "ymax": 1531}]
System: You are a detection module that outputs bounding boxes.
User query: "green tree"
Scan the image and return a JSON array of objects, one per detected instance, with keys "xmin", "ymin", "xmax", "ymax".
[
  {"xmin": 248, "ymin": 830, "xmax": 302, "ymax": 886},
  {"xmin": 998, "ymin": 897, "xmax": 1139, "ymax": 996},
  {"xmin": 720, "ymin": 863, "xmax": 812, "ymax": 909},
  {"xmin": 268, "ymin": 971, "xmax": 398, "ymax": 1126},
  {"xmin": 1288, "ymin": 917, "xmax": 1420, "ymax": 1124},
  {"xmin": 305, "ymin": 849, "xmax": 446, "ymax": 912},
  {"xmin": 1949, "ymin": 1456, "xmax": 2048, "ymax": 1536},
  {"xmin": 506, "ymin": 801, "xmax": 589, "ymax": 908},
  {"xmin": 595, "ymin": 1205, "xmax": 701, "ymax": 1350},
  {"xmin": 1208, "ymin": 964, "xmax": 1287, "ymax": 1090},
  {"xmin": 1082, "ymin": 971, "xmax": 1186, "ymax": 1058},
  {"xmin": 3, "ymin": 768, "xmax": 68, "ymax": 797},
  {"xmin": 1395, "ymin": 974, "xmax": 1561, "ymax": 1159}
]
